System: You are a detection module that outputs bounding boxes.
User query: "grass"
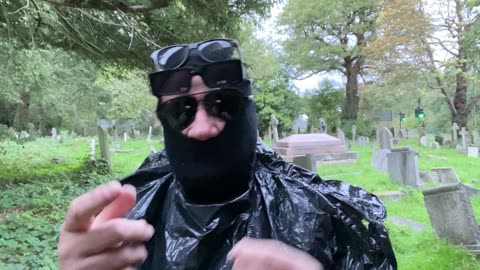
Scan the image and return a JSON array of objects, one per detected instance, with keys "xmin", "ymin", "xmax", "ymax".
[{"xmin": 1, "ymin": 136, "xmax": 480, "ymax": 269}]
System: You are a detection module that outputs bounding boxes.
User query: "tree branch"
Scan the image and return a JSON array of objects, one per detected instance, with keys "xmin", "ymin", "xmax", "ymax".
[
  {"xmin": 40, "ymin": 0, "xmax": 172, "ymax": 12},
  {"xmin": 466, "ymin": 94, "xmax": 480, "ymax": 113}
]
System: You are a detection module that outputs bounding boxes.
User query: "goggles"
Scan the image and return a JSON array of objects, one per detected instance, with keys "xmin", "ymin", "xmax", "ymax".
[
  {"xmin": 150, "ymin": 38, "xmax": 242, "ymax": 71},
  {"xmin": 149, "ymin": 60, "xmax": 244, "ymax": 97},
  {"xmin": 157, "ymin": 88, "xmax": 253, "ymax": 131}
]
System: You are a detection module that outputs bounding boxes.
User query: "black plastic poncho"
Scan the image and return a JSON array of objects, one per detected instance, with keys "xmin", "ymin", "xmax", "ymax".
[{"xmin": 120, "ymin": 143, "xmax": 397, "ymax": 270}]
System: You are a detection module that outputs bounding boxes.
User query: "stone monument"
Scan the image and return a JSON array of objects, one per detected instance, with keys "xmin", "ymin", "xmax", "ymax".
[
  {"xmin": 318, "ymin": 118, "xmax": 327, "ymax": 134},
  {"xmin": 270, "ymin": 114, "xmax": 280, "ymax": 144}
]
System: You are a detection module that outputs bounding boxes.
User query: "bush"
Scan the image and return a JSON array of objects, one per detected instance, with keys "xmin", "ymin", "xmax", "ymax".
[{"xmin": 0, "ymin": 124, "xmax": 15, "ymax": 141}]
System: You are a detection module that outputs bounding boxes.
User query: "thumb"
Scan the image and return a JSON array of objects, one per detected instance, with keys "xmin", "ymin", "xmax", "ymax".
[{"xmin": 92, "ymin": 184, "xmax": 137, "ymax": 227}]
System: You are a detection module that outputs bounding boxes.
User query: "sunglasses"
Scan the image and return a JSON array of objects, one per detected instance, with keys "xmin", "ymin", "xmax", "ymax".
[
  {"xmin": 157, "ymin": 88, "xmax": 253, "ymax": 131},
  {"xmin": 150, "ymin": 38, "xmax": 242, "ymax": 71},
  {"xmin": 149, "ymin": 60, "xmax": 244, "ymax": 97}
]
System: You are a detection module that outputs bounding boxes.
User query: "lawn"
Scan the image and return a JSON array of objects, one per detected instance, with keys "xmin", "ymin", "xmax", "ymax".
[{"xmin": 0, "ymin": 136, "xmax": 479, "ymax": 269}]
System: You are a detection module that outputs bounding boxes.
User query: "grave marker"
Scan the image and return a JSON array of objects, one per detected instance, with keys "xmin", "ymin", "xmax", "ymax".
[
  {"xmin": 270, "ymin": 114, "xmax": 280, "ymax": 144},
  {"xmin": 460, "ymin": 127, "xmax": 468, "ymax": 150},
  {"xmin": 97, "ymin": 126, "xmax": 111, "ymax": 166},
  {"xmin": 452, "ymin": 123, "xmax": 459, "ymax": 144}
]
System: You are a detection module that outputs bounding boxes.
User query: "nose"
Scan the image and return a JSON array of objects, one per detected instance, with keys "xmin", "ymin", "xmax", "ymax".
[{"xmin": 182, "ymin": 76, "xmax": 225, "ymax": 141}]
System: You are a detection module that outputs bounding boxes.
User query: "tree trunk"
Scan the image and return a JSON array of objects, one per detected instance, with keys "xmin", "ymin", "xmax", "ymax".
[
  {"xmin": 13, "ymin": 91, "xmax": 31, "ymax": 130},
  {"xmin": 342, "ymin": 58, "xmax": 362, "ymax": 121}
]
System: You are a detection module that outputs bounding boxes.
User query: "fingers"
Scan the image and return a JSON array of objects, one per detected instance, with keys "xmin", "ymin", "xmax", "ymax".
[
  {"xmin": 80, "ymin": 219, "xmax": 154, "ymax": 256},
  {"xmin": 92, "ymin": 184, "xmax": 137, "ymax": 227},
  {"xmin": 76, "ymin": 244, "xmax": 148, "ymax": 270},
  {"xmin": 63, "ymin": 181, "xmax": 123, "ymax": 232}
]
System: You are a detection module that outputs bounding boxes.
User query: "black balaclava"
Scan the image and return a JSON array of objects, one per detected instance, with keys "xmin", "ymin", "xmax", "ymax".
[{"xmin": 155, "ymin": 48, "xmax": 258, "ymax": 204}]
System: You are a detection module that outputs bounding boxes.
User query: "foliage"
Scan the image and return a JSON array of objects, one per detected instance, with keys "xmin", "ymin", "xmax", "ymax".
[
  {"xmin": 278, "ymin": 0, "xmax": 382, "ymax": 121},
  {"xmin": 302, "ymin": 80, "xmax": 343, "ymax": 133},
  {"xmin": 0, "ymin": 0, "xmax": 277, "ymax": 67}
]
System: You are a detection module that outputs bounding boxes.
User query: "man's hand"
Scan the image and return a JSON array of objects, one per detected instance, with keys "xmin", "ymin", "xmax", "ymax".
[
  {"xmin": 228, "ymin": 237, "xmax": 324, "ymax": 270},
  {"xmin": 58, "ymin": 181, "xmax": 154, "ymax": 270}
]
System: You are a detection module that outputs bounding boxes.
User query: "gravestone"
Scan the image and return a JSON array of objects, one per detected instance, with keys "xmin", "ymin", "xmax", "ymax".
[
  {"xmin": 398, "ymin": 129, "xmax": 407, "ymax": 139},
  {"xmin": 358, "ymin": 136, "xmax": 367, "ymax": 147},
  {"xmin": 351, "ymin": 124, "xmax": 357, "ymax": 140},
  {"xmin": 430, "ymin": 142, "xmax": 440, "ymax": 149},
  {"xmin": 318, "ymin": 118, "xmax": 327, "ymax": 134},
  {"xmin": 468, "ymin": 147, "xmax": 479, "ymax": 158},
  {"xmin": 423, "ymin": 184, "xmax": 480, "ymax": 245},
  {"xmin": 371, "ymin": 149, "xmax": 391, "ymax": 172},
  {"xmin": 270, "ymin": 114, "xmax": 280, "ymax": 144},
  {"xmin": 89, "ymin": 139, "xmax": 96, "ymax": 160},
  {"xmin": 113, "ymin": 125, "xmax": 121, "ymax": 149},
  {"xmin": 123, "ymin": 132, "xmax": 129, "ymax": 142},
  {"xmin": 97, "ymin": 126, "xmax": 111, "ymax": 166},
  {"xmin": 420, "ymin": 136, "xmax": 428, "ymax": 147},
  {"xmin": 431, "ymin": 167, "xmax": 460, "ymax": 184},
  {"xmin": 379, "ymin": 127, "xmax": 393, "ymax": 150},
  {"xmin": 274, "ymin": 134, "xmax": 359, "ymax": 170},
  {"xmin": 460, "ymin": 127, "xmax": 468, "ymax": 150},
  {"xmin": 267, "ymin": 126, "xmax": 272, "ymax": 141},
  {"xmin": 293, "ymin": 114, "xmax": 308, "ymax": 133},
  {"xmin": 386, "ymin": 146, "xmax": 421, "ymax": 188},
  {"xmin": 452, "ymin": 123, "xmax": 460, "ymax": 144},
  {"xmin": 336, "ymin": 128, "xmax": 346, "ymax": 145},
  {"xmin": 146, "ymin": 126, "xmax": 152, "ymax": 143},
  {"xmin": 51, "ymin": 128, "xmax": 57, "ymax": 141}
]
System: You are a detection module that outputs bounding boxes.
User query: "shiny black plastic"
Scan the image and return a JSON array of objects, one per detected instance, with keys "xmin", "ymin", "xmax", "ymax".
[{"xmin": 120, "ymin": 143, "xmax": 397, "ymax": 270}]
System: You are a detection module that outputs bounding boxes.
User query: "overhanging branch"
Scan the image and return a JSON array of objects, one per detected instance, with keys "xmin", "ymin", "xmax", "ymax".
[{"xmin": 40, "ymin": 0, "xmax": 172, "ymax": 12}]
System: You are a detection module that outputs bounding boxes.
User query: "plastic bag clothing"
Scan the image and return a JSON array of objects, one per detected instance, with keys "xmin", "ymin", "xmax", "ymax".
[{"xmin": 120, "ymin": 143, "xmax": 397, "ymax": 270}]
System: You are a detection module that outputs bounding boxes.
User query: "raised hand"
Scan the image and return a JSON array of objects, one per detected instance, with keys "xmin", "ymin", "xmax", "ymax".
[{"xmin": 58, "ymin": 181, "xmax": 154, "ymax": 270}]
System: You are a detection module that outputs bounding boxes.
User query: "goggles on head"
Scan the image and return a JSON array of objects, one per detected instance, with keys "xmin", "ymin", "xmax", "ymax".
[
  {"xmin": 157, "ymin": 88, "xmax": 253, "ymax": 131},
  {"xmin": 150, "ymin": 38, "xmax": 242, "ymax": 71},
  {"xmin": 149, "ymin": 60, "xmax": 244, "ymax": 97}
]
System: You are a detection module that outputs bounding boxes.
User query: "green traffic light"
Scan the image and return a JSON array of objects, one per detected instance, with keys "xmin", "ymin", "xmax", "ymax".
[
  {"xmin": 401, "ymin": 117, "xmax": 406, "ymax": 122},
  {"xmin": 418, "ymin": 113, "xmax": 425, "ymax": 119}
]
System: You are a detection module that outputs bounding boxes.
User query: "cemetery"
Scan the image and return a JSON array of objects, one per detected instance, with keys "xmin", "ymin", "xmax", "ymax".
[{"xmin": 1, "ymin": 0, "xmax": 480, "ymax": 269}]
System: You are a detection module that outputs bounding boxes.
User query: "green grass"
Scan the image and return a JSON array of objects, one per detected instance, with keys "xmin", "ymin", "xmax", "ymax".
[{"xmin": 1, "ymin": 136, "xmax": 480, "ymax": 269}]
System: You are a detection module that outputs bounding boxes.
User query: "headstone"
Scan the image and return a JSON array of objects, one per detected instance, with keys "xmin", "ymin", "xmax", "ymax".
[
  {"xmin": 257, "ymin": 130, "xmax": 263, "ymax": 143},
  {"xmin": 147, "ymin": 126, "xmax": 152, "ymax": 143},
  {"xmin": 292, "ymin": 114, "xmax": 308, "ymax": 133},
  {"xmin": 351, "ymin": 124, "xmax": 357, "ymax": 140},
  {"xmin": 318, "ymin": 118, "xmax": 328, "ymax": 134},
  {"xmin": 113, "ymin": 126, "xmax": 121, "ymax": 149},
  {"xmin": 387, "ymin": 146, "xmax": 421, "ymax": 188},
  {"xmin": 89, "ymin": 139, "xmax": 96, "ymax": 160},
  {"xmin": 123, "ymin": 132, "xmax": 128, "ymax": 142},
  {"xmin": 420, "ymin": 136, "xmax": 428, "ymax": 147},
  {"xmin": 431, "ymin": 167, "xmax": 460, "ymax": 184},
  {"xmin": 51, "ymin": 128, "xmax": 57, "ymax": 141},
  {"xmin": 19, "ymin": 131, "xmax": 30, "ymax": 139},
  {"xmin": 423, "ymin": 184, "xmax": 480, "ymax": 245},
  {"xmin": 371, "ymin": 149, "xmax": 391, "ymax": 172},
  {"xmin": 336, "ymin": 128, "xmax": 346, "ymax": 145},
  {"xmin": 270, "ymin": 114, "xmax": 280, "ymax": 143},
  {"xmin": 429, "ymin": 142, "xmax": 440, "ymax": 149},
  {"xmin": 97, "ymin": 126, "xmax": 111, "ymax": 166},
  {"xmin": 460, "ymin": 127, "xmax": 468, "ymax": 150},
  {"xmin": 471, "ymin": 130, "xmax": 479, "ymax": 146},
  {"xmin": 358, "ymin": 136, "xmax": 367, "ymax": 147},
  {"xmin": 267, "ymin": 126, "xmax": 272, "ymax": 141},
  {"xmin": 398, "ymin": 129, "xmax": 406, "ymax": 139},
  {"xmin": 379, "ymin": 127, "xmax": 393, "ymax": 150},
  {"xmin": 468, "ymin": 146, "xmax": 479, "ymax": 158},
  {"xmin": 452, "ymin": 123, "xmax": 460, "ymax": 144}
]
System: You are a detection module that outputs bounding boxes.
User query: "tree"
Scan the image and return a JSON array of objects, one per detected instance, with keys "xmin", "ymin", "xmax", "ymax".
[
  {"xmin": 278, "ymin": 0, "xmax": 382, "ymax": 121},
  {"xmin": 367, "ymin": 0, "xmax": 480, "ymax": 128},
  {"xmin": 303, "ymin": 80, "xmax": 343, "ymax": 133},
  {"xmin": 0, "ymin": 0, "xmax": 278, "ymax": 67}
]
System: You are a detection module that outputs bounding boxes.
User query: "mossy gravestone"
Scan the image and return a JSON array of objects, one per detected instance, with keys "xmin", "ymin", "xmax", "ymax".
[{"xmin": 97, "ymin": 126, "xmax": 111, "ymax": 167}]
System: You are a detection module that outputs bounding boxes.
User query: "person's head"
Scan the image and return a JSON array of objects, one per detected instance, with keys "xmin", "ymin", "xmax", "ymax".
[{"xmin": 148, "ymin": 38, "xmax": 258, "ymax": 203}]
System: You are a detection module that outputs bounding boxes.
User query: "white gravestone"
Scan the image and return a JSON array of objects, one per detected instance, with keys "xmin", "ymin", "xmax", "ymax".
[
  {"xmin": 452, "ymin": 123, "xmax": 459, "ymax": 144},
  {"xmin": 336, "ymin": 128, "xmax": 346, "ymax": 145},
  {"xmin": 51, "ymin": 128, "xmax": 57, "ymax": 141},
  {"xmin": 147, "ymin": 126, "xmax": 152, "ymax": 143},
  {"xmin": 460, "ymin": 127, "xmax": 468, "ymax": 150},
  {"xmin": 420, "ymin": 136, "xmax": 428, "ymax": 147},
  {"xmin": 318, "ymin": 118, "xmax": 327, "ymax": 134},
  {"xmin": 89, "ymin": 139, "xmax": 96, "ymax": 160},
  {"xmin": 351, "ymin": 124, "xmax": 357, "ymax": 141},
  {"xmin": 468, "ymin": 147, "xmax": 479, "ymax": 158}
]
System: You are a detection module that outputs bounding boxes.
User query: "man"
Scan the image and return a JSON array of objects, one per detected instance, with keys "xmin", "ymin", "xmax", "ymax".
[{"xmin": 58, "ymin": 38, "xmax": 397, "ymax": 270}]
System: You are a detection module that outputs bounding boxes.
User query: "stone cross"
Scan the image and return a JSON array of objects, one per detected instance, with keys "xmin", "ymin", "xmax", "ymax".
[
  {"xmin": 318, "ymin": 118, "xmax": 327, "ymax": 134},
  {"xmin": 460, "ymin": 127, "xmax": 468, "ymax": 150},
  {"xmin": 51, "ymin": 128, "xmax": 57, "ymax": 141},
  {"xmin": 89, "ymin": 138, "xmax": 96, "ymax": 160},
  {"xmin": 351, "ymin": 124, "xmax": 357, "ymax": 140},
  {"xmin": 452, "ymin": 123, "xmax": 459, "ymax": 143},
  {"xmin": 270, "ymin": 114, "xmax": 279, "ymax": 143}
]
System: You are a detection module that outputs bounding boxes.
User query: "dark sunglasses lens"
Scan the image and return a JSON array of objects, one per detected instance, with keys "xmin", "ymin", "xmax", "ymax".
[
  {"xmin": 203, "ymin": 61, "xmax": 243, "ymax": 88},
  {"xmin": 204, "ymin": 89, "xmax": 244, "ymax": 121},
  {"xmin": 150, "ymin": 69, "xmax": 191, "ymax": 96},
  {"xmin": 198, "ymin": 40, "xmax": 239, "ymax": 62},
  {"xmin": 160, "ymin": 96, "xmax": 197, "ymax": 130},
  {"xmin": 157, "ymin": 46, "xmax": 188, "ymax": 69}
]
